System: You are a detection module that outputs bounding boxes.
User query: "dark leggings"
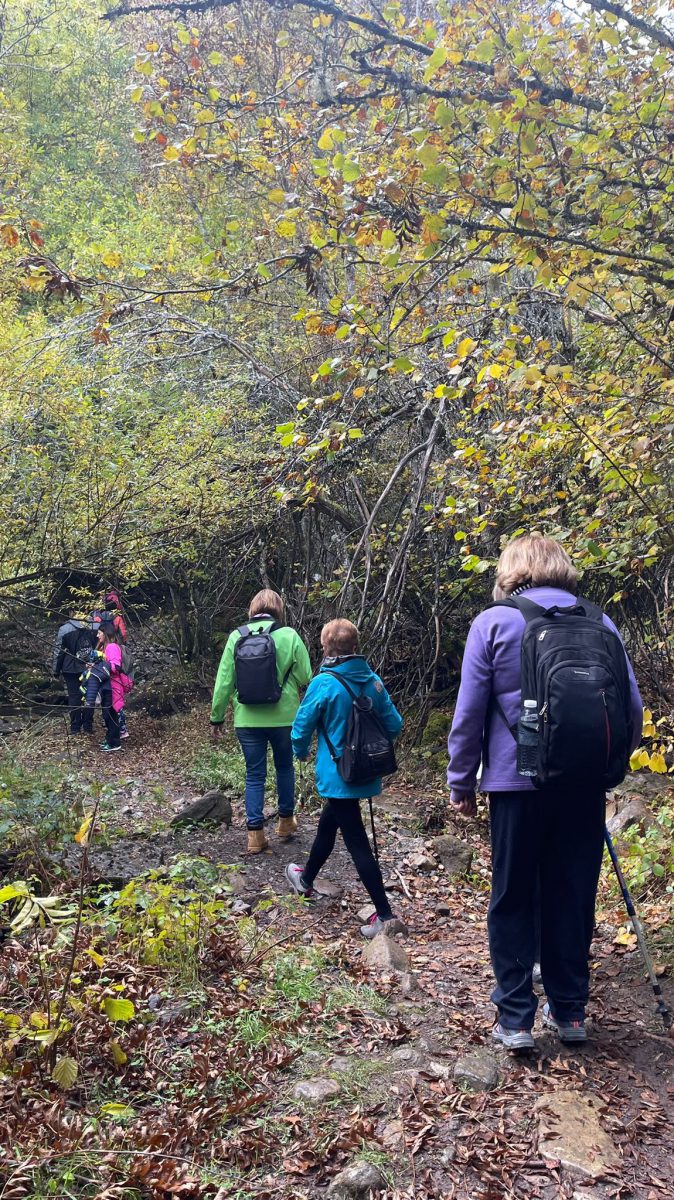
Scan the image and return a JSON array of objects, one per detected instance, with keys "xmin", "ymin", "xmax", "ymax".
[{"xmin": 303, "ymin": 798, "xmax": 392, "ymax": 920}]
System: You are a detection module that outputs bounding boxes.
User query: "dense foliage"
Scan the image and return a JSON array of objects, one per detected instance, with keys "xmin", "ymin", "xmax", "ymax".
[{"xmin": 1, "ymin": 0, "xmax": 673, "ymax": 705}]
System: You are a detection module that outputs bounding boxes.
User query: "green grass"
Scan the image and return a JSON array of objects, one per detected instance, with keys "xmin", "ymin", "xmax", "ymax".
[{"xmin": 187, "ymin": 742, "xmax": 248, "ymax": 793}]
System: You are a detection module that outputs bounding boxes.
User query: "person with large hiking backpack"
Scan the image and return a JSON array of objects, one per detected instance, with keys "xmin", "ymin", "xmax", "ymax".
[
  {"xmin": 447, "ymin": 533, "xmax": 643, "ymax": 1050},
  {"xmin": 53, "ymin": 606, "xmax": 97, "ymax": 734},
  {"xmin": 286, "ymin": 619, "xmax": 407, "ymax": 940},
  {"xmin": 209, "ymin": 589, "xmax": 312, "ymax": 853}
]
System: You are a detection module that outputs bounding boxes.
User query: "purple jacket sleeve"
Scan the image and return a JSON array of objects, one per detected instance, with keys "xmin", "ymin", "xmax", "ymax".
[
  {"xmin": 446, "ymin": 619, "xmax": 493, "ymax": 796},
  {"xmin": 603, "ymin": 615, "xmax": 643, "ymax": 752}
]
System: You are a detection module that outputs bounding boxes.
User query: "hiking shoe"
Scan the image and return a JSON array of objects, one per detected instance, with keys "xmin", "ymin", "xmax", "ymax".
[
  {"xmin": 360, "ymin": 914, "xmax": 408, "ymax": 940},
  {"xmin": 99, "ymin": 743, "xmax": 121, "ymax": 753},
  {"xmin": 492, "ymin": 1023, "xmax": 536, "ymax": 1051},
  {"xmin": 120, "ymin": 729, "xmax": 130, "ymax": 739},
  {"xmin": 532, "ymin": 962, "xmax": 543, "ymax": 988},
  {"xmin": 542, "ymin": 1002, "xmax": 587, "ymax": 1044},
  {"xmin": 247, "ymin": 829, "xmax": 269, "ymax": 854},
  {"xmin": 277, "ymin": 814, "xmax": 297, "ymax": 840},
  {"xmin": 285, "ymin": 863, "xmax": 315, "ymax": 899}
]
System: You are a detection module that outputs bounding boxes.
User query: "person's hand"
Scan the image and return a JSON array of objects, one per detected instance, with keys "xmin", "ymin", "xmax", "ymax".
[
  {"xmin": 209, "ymin": 723, "xmax": 223, "ymax": 743},
  {"xmin": 450, "ymin": 791, "xmax": 477, "ymax": 817}
]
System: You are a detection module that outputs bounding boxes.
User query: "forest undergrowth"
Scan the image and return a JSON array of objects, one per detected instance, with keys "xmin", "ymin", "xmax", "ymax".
[{"xmin": 1, "ymin": 709, "xmax": 673, "ymax": 1200}]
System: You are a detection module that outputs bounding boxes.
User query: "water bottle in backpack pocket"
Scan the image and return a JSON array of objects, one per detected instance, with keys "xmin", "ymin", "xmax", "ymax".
[{"xmin": 516, "ymin": 700, "xmax": 539, "ymax": 777}]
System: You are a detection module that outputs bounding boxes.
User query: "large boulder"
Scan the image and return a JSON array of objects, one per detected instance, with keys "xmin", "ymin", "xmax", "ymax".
[
  {"xmin": 605, "ymin": 797, "xmax": 651, "ymax": 837},
  {"xmin": 170, "ymin": 789, "xmax": 233, "ymax": 828},
  {"xmin": 430, "ymin": 834, "xmax": 473, "ymax": 878}
]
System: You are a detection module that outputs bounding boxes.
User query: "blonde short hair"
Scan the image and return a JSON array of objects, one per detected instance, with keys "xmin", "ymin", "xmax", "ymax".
[
  {"xmin": 248, "ymin": 589, "xmax": 284, "ymax": 621},
  {"xmin": 493, "ymin": 533, "xmax": 579, "ymax": 600},
  {"xmin": 321, "ymin": 618, "xmax": 359, "ymax": 656}
]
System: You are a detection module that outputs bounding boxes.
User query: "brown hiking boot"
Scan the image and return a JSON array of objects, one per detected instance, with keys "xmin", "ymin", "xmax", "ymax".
[
  {"xmin": 247, "ymin": 828, "xmax": 269, "ymax": 854},
  {"xmin": 276, "ymin": 814, "xmax": 297, "ymax": 840}
]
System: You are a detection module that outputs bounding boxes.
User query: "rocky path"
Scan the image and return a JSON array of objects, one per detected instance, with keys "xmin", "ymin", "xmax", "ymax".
[{"xmin": 24, "ymin": 710, "xmax": 674, "ymax": 1198}]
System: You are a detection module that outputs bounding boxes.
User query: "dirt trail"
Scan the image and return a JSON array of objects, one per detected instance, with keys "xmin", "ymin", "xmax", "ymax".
[{"xmin": 26, "ymin": 709, "xmax": 674, "ymax": 1197}]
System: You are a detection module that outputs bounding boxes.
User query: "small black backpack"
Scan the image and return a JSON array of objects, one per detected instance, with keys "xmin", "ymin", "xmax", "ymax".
[
  {"xmin": 320, "ymin": 670, "xmax": 397, "ymax": 786},
  {"xmin": 62, "ymin": 624, "xmax": 97, "ymax": 667},
  {"xmin": 491, "ymin": 595, "xmax": 632, "ymax": 789},
  {"xmin": 234, "ymin": 622, "xmax": 291, "ymax": 705},
  {"xmin": 120, "ymin": 645, "xmax": 135, "ymax": 682}
]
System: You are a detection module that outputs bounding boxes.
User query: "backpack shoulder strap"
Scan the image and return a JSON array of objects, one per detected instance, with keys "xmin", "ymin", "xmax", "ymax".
[
  {"xmin": 236, "ymin": 624, "xmax": 251, "ymax": 638},
  {"xmin": 486, "ymin": 596, "xmax": 546, "ymax": 622}
]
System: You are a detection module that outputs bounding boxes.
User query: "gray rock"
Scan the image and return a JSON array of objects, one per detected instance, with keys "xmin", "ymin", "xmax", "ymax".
[
  {"xmin": 436, "ymin": 901, "xmax": 452, "ymax": 916},
  {"xmin": 391, "ymin": 1045, "xmax": 425, "ymax": 1068},
  {"xmin": 363, "ymin": 933, "xmax": 410, "ymax": 974},
  {"xmin": 427, "ymin": 1059, "xmax": 453, "ymax": 1081},
  {"xmin": 606, "ymin": 798, "xmax": 650, "ymax": 837},
  {"xmin": 399, "ymin": 971, "xmax": 420, "ymax": 996},
  {"xmin": 430, "ymin": 834, "xmax": 473, "ymax": 877},
  {"xmin": 407, "ymin": 852, "xmax": 436, "ymax": 874},
  {"xmin": 440, "ymin": 1146, "xmax": 456, "ymax": 1166},
  {"xmin": 535, "ymin": 1092, "xmax": 620, "ymax": 1178},
  {"xmin": 453, "ymin": 1048, "xmax": 499, "ymax": 1092},
  {"xmin": 330, "ymin": 1056, "xmax": 354, "ymax": 1074},
  {"xmin": 315, "ymin": 879, "xmax": 343, "ymax": 898},
  {"xmin": 293, "ymin": 1077, "xmax": 341, "ymax": 1103},
  {"xmin": 170, "ymin": 789, "xmax": 232, "ymax": 828},
  {"xmin": 326, "ymin": 1161, "xmax": 385, "ymax": 1198}
]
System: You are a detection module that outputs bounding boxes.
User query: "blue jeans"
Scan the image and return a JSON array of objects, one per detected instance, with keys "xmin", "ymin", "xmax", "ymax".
[{"xmin": 236, "ymin": 726, "xmax": 295, "ymax": 829}]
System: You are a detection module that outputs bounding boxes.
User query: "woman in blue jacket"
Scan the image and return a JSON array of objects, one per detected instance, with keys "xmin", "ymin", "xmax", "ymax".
[{"xmin": 286, "ymin": 618, "xmax": 406, "ymax": 939}]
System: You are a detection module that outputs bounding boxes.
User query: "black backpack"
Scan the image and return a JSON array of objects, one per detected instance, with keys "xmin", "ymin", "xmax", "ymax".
[
  {"xmin": 234, "ymin": 622, "xmax": 291, "ymax": 705},
  {"xmin": 92, "ymin": 608, "xmax": 117, "ymax": 637},
  {"xmin": 491, "ymin": 595, "xmax": 632, "ymax": 789},
  {"xmin": 61, "ymin": 624, "xmax": 97, "ymax": 668},
  {"xmin": 320, "ymin": 670, "xmax": 398, "ymax": 786},
  {"xmin": 120, "ymin": 645, "xmax": 135, "ymax": 682}
]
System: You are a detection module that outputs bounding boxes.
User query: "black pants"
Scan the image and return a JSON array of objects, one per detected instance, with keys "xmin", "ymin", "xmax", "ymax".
[
  {"xmin": 101, "ymin": 685, "xmax": 121, "ymax": 748},
  {"xmin": 63, "ymin": 672, "xmax": 84, "ymax": 732},
  {"xmin": 303, "ymin": 798, "xmax": 392, "ymax": 920},
  {"xmin": 488, "ymin": 788, "xmax": 605, "ymax": 1028}
]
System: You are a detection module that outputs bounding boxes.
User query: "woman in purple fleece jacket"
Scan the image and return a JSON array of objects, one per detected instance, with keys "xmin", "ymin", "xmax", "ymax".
[{"xmin": 448, "ymin": 533, "xmax": 643, "ymax": 1050}]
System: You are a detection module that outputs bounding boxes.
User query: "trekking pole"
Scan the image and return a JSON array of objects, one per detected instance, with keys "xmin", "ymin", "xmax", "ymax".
[
  {"xmin": 604, "ymin": 827, "xmax": 673, "ymax": 1031},
  {"xmin": 368, "ymin": 797, "xmax": 380, "ymax": 867}
]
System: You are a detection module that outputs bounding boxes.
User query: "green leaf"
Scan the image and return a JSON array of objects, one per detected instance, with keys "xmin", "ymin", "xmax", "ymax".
[
  {"xmin": 599, "ymin": 26, "xmax": 620, "ymax": 47},
  {"xmin": 103, "ymin": 998, "xmax": 135, "ymax": 1023},
  {"xmin": 341, "ymin": 159, "xmax": 361, "ymax": 183},
  {"xmin": 423, "ymin": 46, "xmax": 447, "ymax": 82},
  {"xmin": 391, "ymin": 356, "xmax": 416, "ymax": 373},
  {"xmin": 422, "ymin": 163, "xmax": 449, "ymax": 187},
  {"xmin": 53, "ymin": 1056, "xmax": 78, "ymax": 1090},
  {"xmin": 0, "ymin": 883, "xmax": 29, "ymax": 904}
]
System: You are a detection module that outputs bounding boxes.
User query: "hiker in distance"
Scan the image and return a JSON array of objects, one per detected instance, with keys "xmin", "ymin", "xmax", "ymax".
[
  {"xmin": 448, "ymin": 533, "xmax": 643, "ymax": 1050},
  {"xmin": 209, "ymin": 589, "xmax": 312, "ymax": 853},
  {"xmin": 53, "ymin": 604, "xmax": 97, "ymax": 734},
  {"xmin": 286, "ymin": 618, "xmax": 406, "ymax": 940}
]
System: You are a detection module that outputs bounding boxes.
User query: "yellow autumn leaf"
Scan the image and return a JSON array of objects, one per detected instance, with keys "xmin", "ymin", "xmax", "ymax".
[
  {"xmin": 109, "ymin": 1040, "xmax": 128, "ymax": 1066},
  {"xmin": 276, "ymin": 219, "xmax": 296, "ymax": 238},
  {"xmin": 101, "ymin": 251, "xmax": 122, "ymax": 269},
  {"xmin": 455, "ymin": 337, "xmax": 478, "ymax": 359},
  {"xmin": 163, "ymin": 146, "xmax": 180, "ymax": 162},
  {"xmin": 317, "ymin": 128, "xmax": 334, "ymax": 151},
  {"xmin": 74, "ymin": 815, "xmax": 92, "ymax": 845},
  {"xmin": 267, "ymin": 188, "xmax": 286, "ymax": 203},
  {"xmin": 305, "ymin": 315, "xmax": 322, "ymax": 333}
]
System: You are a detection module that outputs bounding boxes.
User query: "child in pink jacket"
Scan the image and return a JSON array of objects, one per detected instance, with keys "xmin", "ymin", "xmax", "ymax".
[{"xmin": 99, "ymin": 632, "xmax": 133, "ymax": 752}]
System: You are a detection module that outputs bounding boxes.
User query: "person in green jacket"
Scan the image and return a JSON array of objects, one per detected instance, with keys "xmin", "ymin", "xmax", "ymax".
[{"xmin": 210, "ymin": 589, "xmax": 312, "ymax": 853}]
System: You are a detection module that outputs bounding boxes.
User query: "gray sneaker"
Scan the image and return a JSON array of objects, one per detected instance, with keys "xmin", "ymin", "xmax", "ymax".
[
  {"xmin": 285, "ymin": 863, "xmax": 315, "ymax": 899},
  {"xmin": 542, "ymin": 1002, "xmax": 587, "ymax": 1044},
  {"xmin": 360, "ymin": 914, "xmax": 408, "ymax": 939},
  {"xmin": 492, "ymin": 1023, "xmax": 536, "ymax": 1051}
]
